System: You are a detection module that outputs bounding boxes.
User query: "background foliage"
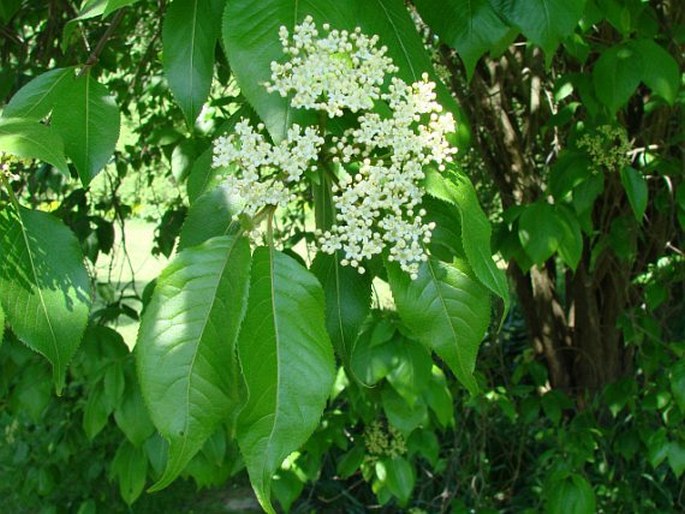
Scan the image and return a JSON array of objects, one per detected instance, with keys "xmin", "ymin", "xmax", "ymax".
[{"xmin": 0, "ymin": 0, "xmax": 683, "ymax": 512}]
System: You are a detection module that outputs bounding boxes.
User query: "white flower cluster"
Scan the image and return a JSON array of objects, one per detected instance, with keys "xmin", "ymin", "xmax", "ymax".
[
  {"xmin": 212, "ymin": 18, "xmax": 458, "ymax": 279},
  {"xmin": 212, "ymin": 119, "xmax": 323, "ymax": 219},
  {"xmin": 265, "ymin": 15, "xmax": 398, "ymax": 117},
  {"xmin": 318, "ymin": 74, "xmax": 457, "ymax": 278}
]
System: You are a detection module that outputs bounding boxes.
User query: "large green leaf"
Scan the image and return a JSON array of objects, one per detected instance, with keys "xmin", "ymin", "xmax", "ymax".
[
  {"xmin": 178, "ymin": 186, "xmax": 241, "ymax": 250},
  {"xmin": 491, "ymin": 0, "xmax": 586, "ymax": 61},
  {"xmin": 311, "ymin": 252, "xmax": 371, "ymax": 366},
  {"xmin": 619, "ymin": 166, "xmax": 648, "ymax": 222},
  {"xmin": 0, "ymin": 206, "xmax": 90, "ymax": 393},
  {"xmin": 2, "ymin": 67, "xmax": 74, "ymax": 120},
  {"xmin": 109, "ymin": 441, "xmax": 148, "ymax": 506},
  {"xmin": 163, "ymin": 0, "xmax": 224, "ymax": 125},
  {"xmin": 631, "ymin": 39, "xmax": 680, "ymax": 105},
  {"xmin": 50, "ymin": 72, "xmax": 120, "ymax": 186},
  {"xmin": 413, "ymin": 0, "xmax": 511, "ymax": 78},
  {"xmin": 0, "ymin": 118, "xmax": 69, "ymax": 176},
  {"xmin": 592, "ymin": 43, "xmax": 643, "ymax": 114},
  {"xmin": 237, "ymin": 247, "xmax": 335, "ymax": 513},
  {"xmin": 424, "ymin": 169, "xmax": 510, "ymax": 314},
  {"xmin": 386, "ymin": 258, "xmax": 490, "ymax": 394},
  {"xmin": 518, "ymin": 201, "xmax": 565, "ymax": 265},
  {"xmin": 137, "ymin": 235, "xmax": 251, "ymax": 490}
]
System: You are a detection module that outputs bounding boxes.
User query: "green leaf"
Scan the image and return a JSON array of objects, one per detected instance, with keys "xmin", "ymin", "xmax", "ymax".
[
  {"xmin": 311, "ymin": 252, "xmax": 371, "ymax": 367},
  {"xmin": 0, "ymin": 0, "xmax": 21, "ymax": 23},
  {"xmin": 671, "ymin": 361, "xmax": 685, "ymax": 414},
  {"xmin": 186, "ymin": 146, "xmax": 215, "ymax": 203},
  {"xmin": 137, "ymin": 235, "xmax": 251, "ymax": 491},
  {"xmin": 492, "ymin": 0, "xmax": 586, "ymax": 62},
  {"xmin": 413, "ymin": 0, "xmax": 511, "ymax": 78},
  {"xmin": 387, "ymin": 258, "xmax": 490, "ymax": 394},
  {"xmin": 83, "ymin": 385, "xmax": 111, "ymax": 439},
  {"xmin": 103, "ymin": 0, "xmax": 140, "ymax": 16},
  {"xmin": 51, "ymin": 72, "xmax": 120, "ymax": 186},
  {"xmin": 547, "ymin": 474, "xmax": 596, "ymax": 514},
  {"xmin": 593, "ymin": 43, "xmax": 643, "ymax": 114},
  {"xmin": 549, "ymin": 150, "xmax": 593, "ymax": 201},
  {"xmin": 381, "ymin": 385, "xmax": 428, "ymax": 434},
  {"xmin": 110, "ymin": 441, "xmax": 148, "ymax": 505},
  {"xmin": 386, "ymin": 338, "xmax": 432, "ymax": 407},
  {"xmin": 350, "ymin": 320, "xmax": 397, "ymax": 385},
  {"xmin": 0, "ymin": 118, "xmax": 69, "ymax": 176},
  {"xmin": 163, "ymin": 0, "xmax": 224, "ymax": 125},
  {"xmin": 237, "ymin": 247, "xmax": 335, "ymax": 513},
  {"xmin": 384, "ymin": 456, "xmax": 415, "ymax": 505},
  {"xmin": 630, "ymin": 39, "xmax": 680, "ymax": 104},
  {"xmin": 424, "ymin": 169, "xmax": 510, "ymax": 315},
  {"xmin": 619, "ymin": 166, "xmax": 648, "ymax": 222},
  {"xmin": 423, "ymin": 366, "xmax": 454, "ymax": 428},
  {"xmin": 3, "ymin": 67, "xmax": 73, "ymax": 120},
  {"xmin": 556, "ymin": 205, "xmax": 583, "ymax": 271},
  {"xmin": 178, "ymin": 185, "xmax": 240, "ymax": 250},
  {"xmin": 0, "ymin": 206, "xmax": 90, "ymax": 393},
  {"xmin": 668, "ymin": 441, "xmax": 685, "ymax": 478},
  {"xmin": 518, "ymin": 201, "xmax": 565, "ymax": 265},
  {"xmin": 114, "ymin": 375, "xmax": 156, "ymax": 446},
  {"xmin": 0, "ymin": 303, "xmax": 4, "ymax": 346},
  {"xmin": 337, "ymin": 444, "xmax": 365, "ymax": 478}
]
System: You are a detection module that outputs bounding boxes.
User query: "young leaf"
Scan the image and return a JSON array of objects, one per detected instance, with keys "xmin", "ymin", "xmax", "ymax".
[
  {"xmin": 413, "ymin": 0, "xmax": 511, "ymax": 78},
  {"xmin": 163, "ymin": 0, "xmax": 225, "ymax": 126},
  {"xmin": 0, "ymin": 118, "xmax": 69, "ymax": 176},
  {"xmin": 51, "ymin": 72, "xmax": 120, "ymax": 186},
  {"xmin": 386, "ymin": 258, "xmax": 490, "ymax": 394},
  {"xmin": 2, "ymin": 67, "xmax": 73, "ymax": 120},
  {"xmin": 619, "ymin": 166, "xmax": 648, "ymax": 222},
  {"xmin": 137, "ymin": 235, "xmax": 251, "ymax": 491},
  {"xmin": 311, "ymin": 252, "xmax": 371, "ymax": 366},
  {"xmin": 237, "ymin": 247, "xmax": 335, "ymax": 513},
  {"xmin": 0, "ymin": 206, "xmax": 90, "ymax": 393},
  {"xmin": 491, "ymin": 0, "xmax": 585, "ymax": 63},
  {"xmin": 593, "ymin": 44, "xmax": 643, "ymax": 114},
  {"xmin": 424, "ymin": 169, "xmax": 510, "ymax": 315}
]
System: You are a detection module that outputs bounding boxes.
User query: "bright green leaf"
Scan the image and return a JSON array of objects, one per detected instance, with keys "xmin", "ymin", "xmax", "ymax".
[
  {"xmin": 0, "ymin": 206, "xmax": 90, "ymax": 393},
  {"xmin": 630, "ymin": 39, "xmax": 680, "ymax": 104},
  {"xmin": 423, "ymin": 366, "xmax": 454, "ymax": 428},
  {"xmin": 51, "ymin": 72, "xmax": 120, "ymax": 185},
  {"xmin": 492, "ymin": 0, "xmax": 586, "ymax": 62},
  {"xmin": 593, "ymin": 43, "xmax": 643, "ymax": 114},
  {"xmin": 3, "ymin": 67, "xmax": 73, "ymax": 120},
  {"xmin": 668, "ymin": 441, "xmax": 685, "ymax": 478},
  {"xmin": 413, "ymin": 0, "xmax": 511, "ymax": 78},
  {"xmin": 110, "ymin": 441, "xmax": 148, "ymax": 505},
  {"xmin": 163, "ymin": 0, "xmax": 224, "ymax": 125},
  {"xmin": 0, "ymin": 118, "xmax": 69, "ymax": 176},
  {"xmin": 350, "ymin": 321, "xmax": 397, "ymax": 385},
  {"xmin": 518, "ymin": 201, "xmax": 565, "ymax": 265},
  {"xmin": 103, "ymin": 0, "xmax": 140, "ymax": 17},
  {"xmin": 386, "ymin": 338, "xmax": 432, "ymax": 407},
  {"xmin": 384, "ymin": 456, "xmax": 415, "ymax": 505},
  {"xmin": 137, "ymin": 235, "xmax": 251, "ymax": 491},
  {"xmin": 556, "ymin": 205, "xmax": 583, "ymax": 270},
  {"xmin": 424, "ymin": 169, "xmax": 510, "ymax": 316},
  {"xmin": 237, "ymin": 247, "xmax": 335, "ymax": 514},
  {"xmin": 387, "ymin": 258, "xmax": 490, "ymax": 394},
  {"xmin": 381, "ymin": 385, "xmax": 428, "ymax": 434},
  {"xmin": 619, "ymin": 166, "xmax": 648, "ymax": 222}
]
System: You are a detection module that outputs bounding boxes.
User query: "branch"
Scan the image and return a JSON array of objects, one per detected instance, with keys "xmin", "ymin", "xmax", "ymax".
[{"xmin": 78, "ymin": 8, "xmax": 126, "ymax": 77}]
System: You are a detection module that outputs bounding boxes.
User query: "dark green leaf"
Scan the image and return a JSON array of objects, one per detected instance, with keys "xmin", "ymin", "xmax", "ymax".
[
  {"xmin": 110, "ymin": 441, "xmax": 148, "ymax": 505},
  {"xmin": 350, "ymin": 321, "xmax": 397, "ymax": 385},
  {"xmin": 592, "ymin": 43, "xmax": 643, "ymax": 114},
  {"xmin": 114, "ymin": 375, "xmax": 156, "ymax": 447},
  {"xmin": 311, "ymin": 252, "xmax": 371, "ymax": 367},
  {"xmin": 237, "ymin": 247, "xmax": 335, "ymax": 513},
  {"xmin": 3, "ymin": 67, "xmax": 73, "ymax": 120},
  {"xmin": 337, "ymin": 444, "xmax": 365, "ymax": 478},
  {"xmin": 51, "ymin": 72, "xmax": 120, "ymax": 185},
  {"xmin": 387, "ymin": 258, "xmax": 490, "ymax": 394},
  {"xmin": 0, "ymin": 303, "xmax": 4, "ymax": 346},
  {"xmin": 492, "ymin": 0, "xmax": 586, "ymax": 62},
  {"xmin": 518, "ymin": 202, "xmax": 564, "ymax": 265},
  {"xmin": 671, "ymin": 361, "xmax": 685, "ymax": 414},
  {"xmin": 549, "ymin": 150, "xmax": 593, "ymax": 201},
  {"xmin": 163, "ymin": 0, "xmax": 225, "ymax": 125},
  {"xmin": 103, "ymin": 0, "xmax": 140, "ymax": 16},
  {"xmin": 631, "ymin": 39, "xmax": 680, "ymax": 104},
  {"xmin": 0, "ymin": 118, "xmax": 69, "ymax": 176},
  {"xmin": 0, "ymin": 0, "xmax": 21, "ymax": 23},
  {"xmin": 83, "ymin": 385, "xmax": 111, "ymax": 439},
  {"xmin": 137, "ymin": 236, "xmax": 251, "ymax": 491},
  {"xmin": 423, "ymin": 366, "xmax": 454, "ymax": 428},
  {"xmin": 178, "ymin": 185, "xmax": 241, "ymax": 250},
  {"xmin": 381, "ymin": 385, "xmax": 428, "ymax": 434},
  {"xmin": 556, "ymin": 205, "xmax": 583, "ymax": 270},
  {"xmin": 414, "ymin": 0, "xmax": 511, "ymax": 78},
  {"xmin": 0, "ymin": 206, "xmax": 90, "ymax": 393},
  {"xmin": 668, "ymin": 441, "xmax": 685, "ymax": 478},
  {"xmin": 619, "ymin": 166, "xmax": 648, "ymax": 222},
  {"xmin": 547, "ymin": 474, "xmax": 596, "ymax": 514},
  {"xmin": 386, "ymin": 338, "xmax": 432, "ymax": 406}
]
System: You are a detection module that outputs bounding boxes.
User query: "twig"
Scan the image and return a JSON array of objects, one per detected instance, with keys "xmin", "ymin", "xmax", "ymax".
[{"xmin": 78, "ymin": 8, "xmax": 126, "ymax": 77}]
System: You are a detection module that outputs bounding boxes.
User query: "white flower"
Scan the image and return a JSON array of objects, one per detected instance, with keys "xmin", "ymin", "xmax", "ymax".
[{"xmin": 265, "ymin": 15, "xmax": 398, "ymax": 117}]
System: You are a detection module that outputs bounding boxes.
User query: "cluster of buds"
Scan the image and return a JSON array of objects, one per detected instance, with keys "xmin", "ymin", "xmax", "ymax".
[{"xmin": 212, "ymin": 18, "xmax": 458, "ymax": 279}]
